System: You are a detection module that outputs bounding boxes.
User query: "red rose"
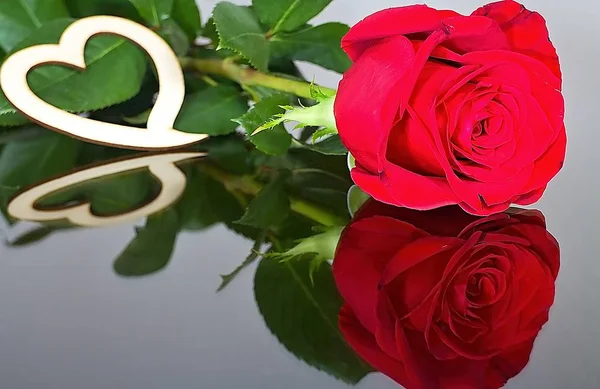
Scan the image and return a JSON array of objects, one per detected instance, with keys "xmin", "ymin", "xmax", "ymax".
[
  {"xmin": 333, "ymin": 200, "xmax": 560, "ymax": 389},
  {"xmin": 334, "ymin": 1, "xmax": 566, "ymax": 215}
]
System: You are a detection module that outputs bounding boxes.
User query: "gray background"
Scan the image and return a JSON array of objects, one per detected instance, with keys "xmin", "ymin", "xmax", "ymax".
[{"xmin": 0, "ymin": 0, "xmax": 598, "ymax": 388}]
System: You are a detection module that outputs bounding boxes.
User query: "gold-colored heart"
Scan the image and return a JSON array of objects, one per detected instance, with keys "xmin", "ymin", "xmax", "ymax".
[
  {"xmin": 0, "ymin": 16, "xmax": 207, "ymax": 150},
  {"xmin": 7, "ymin": 152, "xmax": 204, "ymax": 227}
]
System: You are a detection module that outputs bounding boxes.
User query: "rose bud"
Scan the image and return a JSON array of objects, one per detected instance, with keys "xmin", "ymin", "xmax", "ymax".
[
  {"xmin": 335, "ymin": 0, "xmax": 566, "ymax": 215},
  {"xmin": 333, "ymin": 200, "xmax": 560, "ymax": 388}
]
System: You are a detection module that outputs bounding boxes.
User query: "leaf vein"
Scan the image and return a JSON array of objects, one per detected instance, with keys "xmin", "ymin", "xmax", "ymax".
[
  {"xmin": 284, "ymin": 261, "xmax": 344, "ymax": 341},
  {"xmin": 18, "ymin": 0, "xmax": 41, "ymax": 27},
  {"xmin": 222, "ymin": 32, "xmax": 265, "ymax": 45},
  {"xmin": 272, "ymin": 0, "xmax": 301, "ymax": 33}
]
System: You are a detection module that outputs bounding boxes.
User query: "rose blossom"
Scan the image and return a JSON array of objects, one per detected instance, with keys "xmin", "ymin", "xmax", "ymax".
[
  {"xmin": 334, "ymin": 0, "xmax": 566, "ymax": 215},
  {"xmin": 333, "ymin": 200, "xmax": 560, "ymax": 388}
]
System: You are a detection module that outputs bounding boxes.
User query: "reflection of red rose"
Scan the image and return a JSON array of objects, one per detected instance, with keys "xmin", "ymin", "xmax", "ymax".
[
  {"xmin": 334, "ymin": 0, "xmax": 566, "ymax": 216},
  {"xmin": 333, "ymin": 201, "xmax": 560, "ymax": 388}
]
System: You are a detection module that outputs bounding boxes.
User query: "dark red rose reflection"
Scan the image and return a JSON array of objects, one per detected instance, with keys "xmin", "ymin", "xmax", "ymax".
[{"xmin": 333, "ymin": 201, "xmax": 559, "ymax": 389}]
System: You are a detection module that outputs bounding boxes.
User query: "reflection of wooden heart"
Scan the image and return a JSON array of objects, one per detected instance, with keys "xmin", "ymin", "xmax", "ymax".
[
  {"xmin": 0, "ymin": 16, "xmax": 207, "ymax": 150},
  {"xmin": 7, "ymin": 152, "xmax": 204, "ymax": 227}
]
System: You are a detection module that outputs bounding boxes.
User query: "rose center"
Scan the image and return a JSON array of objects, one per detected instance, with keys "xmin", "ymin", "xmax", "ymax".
[{"xmin": 466, "ymin": 266, "xmax": 506, "ymax": 307}]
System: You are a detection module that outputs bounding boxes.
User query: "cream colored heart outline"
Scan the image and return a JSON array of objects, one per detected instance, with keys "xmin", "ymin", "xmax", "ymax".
[
  {"xmin": 7, "ymin": 152, "xmax": 204, "ymax": 227},
  {"xmin": 0, "ymin": 16, "xmax": 207, "ymax": 150}
]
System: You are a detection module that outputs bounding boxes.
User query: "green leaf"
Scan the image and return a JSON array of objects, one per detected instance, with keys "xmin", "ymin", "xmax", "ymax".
[
  {"xmin": 176, "ymin": 168, "xmax": 243, "ymax": 230},
  {"xmin": 293, "ymin": 135, "xmax": 348, "ymax": 155},
  {"xmin": 234, "ymin": 95, "xmax": 292, "ymax": 156},
  {"xmin": 236, "ymin": 171, "xmax": 290, "ymax": 229},
  {"xmin": 127, "ymin": 0, "xmax": 174, "ymax": 27},
  {"xmin": 254, "ymin": 256, "xmax": 371, "ymax": 383},
  {"xmin": 0, "ymin": 0, "xmax": 69, "ymax": 52},
  {"xmin": 64, "ymin": 0, "xmax": 140, "ymax": 20},
  {"xmin": 124, "ymin": 109, "xmax": 151, "ymax": 125},
  {"xmin": 0, "ymin": 113, "xmax": 29, "ymax": 127},
  {"xmin": 158, "ymin": 17, "xmax": 190, "ymax": 55},
  {"xmin": 113, "ymin": 209, "xmax": 180, "ymax": 277},
  {"xmin": 253, "ymin": 0, "xmax": 333, "ymax": 34},
  {"xmin": 0, "ymin": 130, "xmax": 81, "ymax": 220},
  {"xmin": 347, "ymin": 185, "xmax": 370, "ymax": 217},
  {"xmin": 270, "ymin": 23, "xmax": 351, "ymax": 73},
  {"xmin": 251, "ymin": 125, "xmax": 292, "ymax": 156},
  {"xmin": 171, "ymin": 0, "xmax": 201, "ymax": 40},
  {"xmin": 212, "ymin": 2, "xmax": 269, "ymax": 72},
  {"xmin": 175, "ymin": 85, "xmax": 248, "ymax": 135},
  {"xmin": 0, "ymin": 19, "xmax": 147, "ymax": 126}
]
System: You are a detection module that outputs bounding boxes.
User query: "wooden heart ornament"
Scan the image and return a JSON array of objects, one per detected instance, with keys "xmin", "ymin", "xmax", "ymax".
[{"xmin": 0, "ymin": 16, "xmax": 207, "ymax": 150}]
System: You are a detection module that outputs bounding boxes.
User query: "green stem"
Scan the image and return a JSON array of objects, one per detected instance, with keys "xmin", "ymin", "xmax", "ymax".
[
  {"xmin": 179, "ymin": 57, "xmax": 336, "ymax": 99},
  {"xmin": 197, "ymin": 164, "xmax": 346, "ymax": 227}
]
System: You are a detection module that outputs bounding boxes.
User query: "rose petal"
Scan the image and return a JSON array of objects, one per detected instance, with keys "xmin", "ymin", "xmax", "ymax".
[
  {"xmin": 441, "ymin": 15, "xmax": 511, "ymax": 54},
  {"xmin": 384, "ymin": 161, "xmax": 459, "ymax": 209},
  {"xmin": 336, "ymin": 35, "xmax": 416, "ymax": 174},
  {"xmin": 486, "ymin": 339, "xmax": 536, "ymax": 388},
  {"xmin": 472, "ymin": 0, "xmax": 561, "ymax": 80},
  {"xmin": 341, "ymin": 5, "xmax": 460, "ymax": 61},
  {"xmin": 333, "ymin": 216, "xmax": 425, "ymax": 332},
  {"xmin": 338, "ymin": 305, "xmax": 410, "ymax": 386},
  {"xmin": 381, "ymin": 237, "xmax": 462, "ymax": 286},
  {"xmin": 521, "ymin": 127, "xmax": 567, "ymax": 195}
]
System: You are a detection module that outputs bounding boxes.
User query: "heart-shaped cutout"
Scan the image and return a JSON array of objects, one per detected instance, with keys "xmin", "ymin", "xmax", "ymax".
[
  {"xmin": 0, "ymin": 16, "xmax": 207, "ymax": 150},
  {"xmin": 8, "ymin": 152, "xmax": 204, "ymax": 227}
]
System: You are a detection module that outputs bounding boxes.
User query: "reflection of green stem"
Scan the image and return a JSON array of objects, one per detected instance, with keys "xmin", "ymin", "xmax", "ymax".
[
  {"xmin": 217, "ymin": 234, "xmax": 267, "ymax": 292},
  {"xmin": 198, "ymin": 164, "xmax": 346, "ymax": 227},
  {"xmin": 179, "ymin": 57, "xmax": 336, "ymax": 99}
]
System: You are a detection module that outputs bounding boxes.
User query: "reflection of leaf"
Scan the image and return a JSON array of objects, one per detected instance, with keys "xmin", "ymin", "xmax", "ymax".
[
  {"xmin": 293, "ymin": 135, "xmax": 348, "ymax": 155},
  {"xmin": 113, "ymin": 209, "xmax": 180, "ymax": 277},
  {"xmin": 0, "ymin": 130, "xmax": 81, "ymax": 220},
  {"xmin": 8, "ymin": 226, "xmax": 55, "ymax": 246},
  {"xmin": 271, "ymin": 227, "xmax": 343, "ymax": 262},
  {"xmin": 37, "ymin": 170, "xmax": 153, "ymax": 216},
  {"xmin": 177, "ymin": 168, "xmax": 243, "ymax": 230},
  {"xmin": 7, "ymin": 225, "xmax": 74, "ymax": 247},
  {"xmin": 217, "ymin": 235, "xmax": 266, "ymax": 292},
  {"xmin": 288, "ymin": 169, "xmax": 351, "ymax": 220},
  {"xmin": 253, "ymin": 0, "xmax": 333, "ymax": 33},
  {"xmin": 201, "ymin": 134, "xmax": 253, "ymax": 175},
  {"xmin": 213, "ymin": 2, "xmax": 269, "ymax": 71},
  {"xmin": 254, "ymin": 256, "xmax": 371, "ymax": 384},
  {"xmin": 236, "ymin": 172, "xmax": 290, "ymax": 229},
  {"xmin": 0, "ymin": 19, "xmax": 147, "ymax": 125}
]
